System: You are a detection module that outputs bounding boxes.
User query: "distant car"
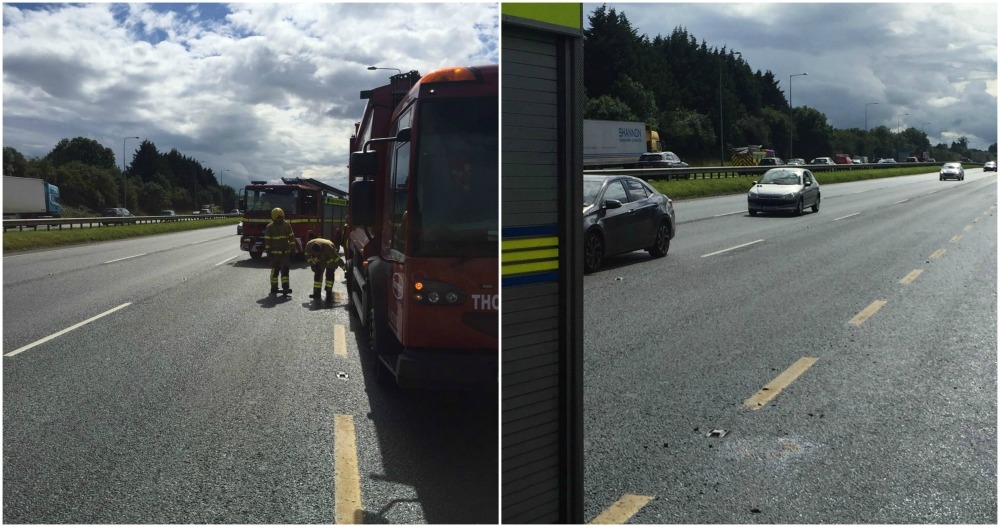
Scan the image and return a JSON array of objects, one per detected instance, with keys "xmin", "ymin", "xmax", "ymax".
[
  {"xmin": 583, "ymin": 174, "xmax": 675, "ymax": 273},
  {"xmin": 809, "ymin": 157, "xmax": 836, "ymax": 165},
  {"xmin": 786, "ymin": 158, "xmax": 806, "ymax": 166},
  {"xmin": 984, "ymin": 161, "xmax": 997, "ymax": 172},
  {"xmin": 759, "ymin": 157, "xmax": 785, "ymax": 166},
  {"xmin": 833, "ymin": 154, "xmax": 853, "ymax": 164},
  {"xmin": 230, "ymin": 209, "xmax": 241, "ymax": 214},
  {"xmin": 237, "ymin": 221, "xmax": 243, "ymax": 235},
  {"xmin": 160, "ymin": 210, "xmax": 178, "ymax": 221},
  {"xmin": 877, "ymin": 158, "xmax": 897, "ymax": 164},
  {"xmin": 939, "ymin": 162, "xmax": 965, "ymax": 181},
  {"xmin": 852, "ymin": 158, "xmax": 862, "ymax": 164},
  {"xmin": 905, "ymin": 156, "xmax": 920, "ymax": 163},
  {"xmin": 748, "ymin": 167, "xmax": 821, "ymax": 216},
  {"xmin": 198, "ymin": 208, "xmax": 212, "ymax": 215},
  {"xmin": 635, "ymin": 151, "xmax": 689, "ymax": 179},
  {"xmin": 102, "ymin": 207, "xmax": 136, "ymax": 225}
]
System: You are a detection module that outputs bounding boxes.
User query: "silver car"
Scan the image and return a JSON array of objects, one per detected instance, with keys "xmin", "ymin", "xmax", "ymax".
[
  {"xmin": 939, "ymin": 162, "xmax": 965, "ymax": 181},
  {"xmin": 748, "ymin": 168, "xmax": 821, "ymax": 216}
]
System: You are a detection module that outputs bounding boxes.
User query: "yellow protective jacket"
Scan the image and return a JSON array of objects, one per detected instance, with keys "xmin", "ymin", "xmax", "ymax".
[
  {"xmin": 264, "ymin": 220, "xmax": 296, "ymax": 255},
  {"xmin": 305, "ymin": 238, "xmax": 344, "ymax": 268}
]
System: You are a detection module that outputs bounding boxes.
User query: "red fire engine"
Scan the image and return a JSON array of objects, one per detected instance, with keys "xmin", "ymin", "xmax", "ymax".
[
  {"xmin": 239, "ymin": 177, "xmax": 348, "ymax": 260},
  {"xmin": 346, "ymin": 65, "xmax": 498, "ymax": 388}
]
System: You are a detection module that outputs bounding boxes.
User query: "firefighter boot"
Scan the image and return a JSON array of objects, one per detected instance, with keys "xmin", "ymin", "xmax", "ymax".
[
  {"xmin": 270, "ymin": 286, "xmax": 279, "ymax": 295},
  {"xmin": 325, "ymin": 289, "xmax": 335, "ymax": 304},
  {"xmin": 310, "ymin": 288, "xmax": 322, "ymax": 301}
]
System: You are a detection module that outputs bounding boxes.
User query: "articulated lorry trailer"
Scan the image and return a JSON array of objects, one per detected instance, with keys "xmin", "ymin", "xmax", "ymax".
[
  {"xmin": 3, "ymin": 176, "xmax": 62, "ymax": 219},
  {"xmin": 583, "ymin": 119, "xmax": 661, "ymax": 168},
  {"xmin": 346, "ymin": 65, "xmax": 498, "ymax": 388}
]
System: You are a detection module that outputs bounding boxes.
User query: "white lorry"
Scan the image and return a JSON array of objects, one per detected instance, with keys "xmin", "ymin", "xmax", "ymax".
[
  {"xmin": 3, "ymin": 176, "xmax": 62, "ymax": 219},
  {"xmin": 583, "ymin": 119, "xmax": 661, "ymax": 168}
]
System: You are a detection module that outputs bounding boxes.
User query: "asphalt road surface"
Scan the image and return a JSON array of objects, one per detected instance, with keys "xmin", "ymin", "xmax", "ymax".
[
  {"xmin": 3, "ymin": 228, "xmax": 498, "ymax": 524},
  {"xmin": 582, "ymin": 169, "xmax": 997, "ymax": 523}
]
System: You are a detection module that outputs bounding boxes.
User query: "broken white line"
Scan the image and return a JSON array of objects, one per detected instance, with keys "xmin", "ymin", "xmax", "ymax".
[
  {"xmin": 701, "ymin": 239, "xmax": 765, "ymax": 258},
  {"xmin": 713, "ymin": 211, "xmax": 745, "ymax": 217},
  {"xmin": 5, "ymin": 303, "xmax": 132, "ymax": 357},
  {"xmin": 104, "ymin": 253, "xmax": 146, "ymax": 264},
  {"xmin": 834, "ymin": 213, "xmax": 860, "ymax": 221},
  {"xmin": 215, "ymin": 255, "xmax": 239, "ymax": 266}
]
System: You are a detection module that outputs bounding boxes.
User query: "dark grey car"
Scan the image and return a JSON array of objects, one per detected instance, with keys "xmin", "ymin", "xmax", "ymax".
[
  {"xmin": 747, "ymin": 168, "xmax": 821, "ymax": 216},
  {"xmin": 583, "ymin": 175, "xmax": 676, "ymax": 273}
]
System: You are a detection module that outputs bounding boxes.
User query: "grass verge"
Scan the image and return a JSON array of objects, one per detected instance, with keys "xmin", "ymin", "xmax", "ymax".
[
  {"xmin": 3, "ymin": 218, "xmax": 240, "ymax": 253},
  {"xmin": 647, "ymin": 166, "xmax": 936, "ymax": 200}
]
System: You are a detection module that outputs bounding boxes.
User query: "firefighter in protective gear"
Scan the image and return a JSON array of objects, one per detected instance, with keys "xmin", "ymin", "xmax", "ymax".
[
  {"xmin": 305, "ymin": 231, "xmax": 345, "ymax": 304},
  {"xmin": 264, "ymin": 207, "xmax": 297, "ymax": 295}
]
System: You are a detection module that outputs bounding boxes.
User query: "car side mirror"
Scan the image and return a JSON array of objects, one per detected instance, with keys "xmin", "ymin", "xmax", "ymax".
[{"xmin": 603, "ymin": 199, "xmax": 623, "ymax": 210}]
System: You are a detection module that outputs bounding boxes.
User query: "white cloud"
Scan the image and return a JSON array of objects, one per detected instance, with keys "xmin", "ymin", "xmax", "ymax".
[{"xmin": 3, "ymin": 2, "xmax": 499, "ymax": 190}]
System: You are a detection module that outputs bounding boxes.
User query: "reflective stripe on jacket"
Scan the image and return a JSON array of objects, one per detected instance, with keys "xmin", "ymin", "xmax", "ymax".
[
  {"xmin": 305, "ymin": 238, "xmax": 343, "ymax": 268},
  {"xmin": 264, "ymin": 220, "xmax": 296, "ymax": 254}
]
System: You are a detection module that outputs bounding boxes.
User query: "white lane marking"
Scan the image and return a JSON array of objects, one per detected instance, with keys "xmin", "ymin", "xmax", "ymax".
[
  {"xmin": 713, "ymin": 210, "xmax": 745, "ymax": 217},
  {"xmin": 215, "ymin": 255, "xmax": 239, "ymax": 266},
  {"xmin": 5, "ymin": 303, "xmax": 132, "ymax": 357},
  {"xmin": 701, "ymin": 239, "xmax": 765, "ymax": 258},
  {"xmin": 834, "ymin": 212, "xmax": 860, "ymax": 221},
  {"xmin": 894, "ymin": 199, "xmax": 909, "ymax": 204},
  {"xmin": 104, "ymin": 253, "xmax": 147, "ymax": 264}
]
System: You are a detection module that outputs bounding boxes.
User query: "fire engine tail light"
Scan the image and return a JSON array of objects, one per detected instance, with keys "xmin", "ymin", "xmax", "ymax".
[{"xmin": 413, "ymin": 280, "xmax": 465, "ymax": 306}]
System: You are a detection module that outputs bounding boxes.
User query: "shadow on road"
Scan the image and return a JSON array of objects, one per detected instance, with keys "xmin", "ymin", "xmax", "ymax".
[{"xmin": 345, "ymin": 308, "xmax": 499, "ymax": 524}]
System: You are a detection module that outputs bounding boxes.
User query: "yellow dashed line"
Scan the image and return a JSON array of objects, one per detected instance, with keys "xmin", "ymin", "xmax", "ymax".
[
  {"xmin": 899, "ymin": 269, "xmax": 923, "ymax": 285},
  {"xmin": 951, "ymin": 235, "xmax": 962, "ymax": 243},
  {"xmin": 964, "ymin": 224, "xmax": 974, "ymax": 232},
  {"xmin": 930, "ymin": 248, "xmax": 946, "ymax": 260},
  {"xmin": 591, "ymin": 494, "xmax": 655, "ymax": 524},
  {"xmin": 334, "ymin": 324, "xmax": 347, "ymax": 356},
  {"xmin": 334, "ymin": 414, "xmax": 363, "ymax": 523},
  {"xmin": 743, "ymin": 357, "xmax": 818, "ymax": 410},
  {"xmin": 850, "ymin": 300, "xmax": 887, "ymax": 326}
]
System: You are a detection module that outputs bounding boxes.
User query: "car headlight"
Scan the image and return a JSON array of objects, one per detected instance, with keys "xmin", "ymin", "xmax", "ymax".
[{"xmin": 782, "ymin": 192, "xmax": 797, "ymax": 199}]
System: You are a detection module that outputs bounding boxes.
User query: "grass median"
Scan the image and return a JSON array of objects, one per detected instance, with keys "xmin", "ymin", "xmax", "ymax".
[
  {"xmin": 647, "ymin": 166, "xmax": 937, "ymax": 200},
  {"xmin": 3, "ymin": 218, "xmax": 241, "ymax": 253}
]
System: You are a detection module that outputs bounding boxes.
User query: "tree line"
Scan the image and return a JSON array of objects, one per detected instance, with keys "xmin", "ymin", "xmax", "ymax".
[
  {"xmin": 583, "ymin": 4, "xmax": 997, "ymax": 163},
  {"xmin": 3, "ymin": 138, "xmax": 237, "ymax": 216}
]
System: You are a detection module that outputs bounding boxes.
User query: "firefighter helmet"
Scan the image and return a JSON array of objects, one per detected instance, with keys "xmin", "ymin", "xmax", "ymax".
[{"xmin": 271, "ymin": 207, "xmax": 284, "ymax": 221}]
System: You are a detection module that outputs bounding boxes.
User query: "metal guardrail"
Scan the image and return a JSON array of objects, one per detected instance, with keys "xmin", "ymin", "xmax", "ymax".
[
  {"xmin": 583, "ymin": 162, "xmax": 941, "ymax": 181},
  {"xmin": 3, "ymin": 213, "xmax": 241, "ymax": 232}
]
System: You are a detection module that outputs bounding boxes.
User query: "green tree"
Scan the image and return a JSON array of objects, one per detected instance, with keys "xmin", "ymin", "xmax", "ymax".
[
  {"xmin": 613, "ymin": 75, "xmax": 659, "ymax": 128},
  {"xmin": 3, "ymin": 146, "xmax": 28, "ymax": 177},
  {"xmin": 585, "ymin": 95, "xmax": 638, "ymax": 121},
  {"xmin": 584, "ymin": 5, "xmax": 642, "ymax": 99},
  {"xmin": 46, "ymin": 137, "xmax": 116, "ymax": 170}
]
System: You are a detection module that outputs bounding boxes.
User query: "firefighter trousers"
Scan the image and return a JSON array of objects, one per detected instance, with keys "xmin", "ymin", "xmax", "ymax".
[{"xmin": 269, "ymin": 255, "xmax": 291, "ymax": 291}]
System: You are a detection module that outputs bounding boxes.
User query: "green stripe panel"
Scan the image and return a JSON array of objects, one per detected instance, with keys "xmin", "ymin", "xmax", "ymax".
[
  {"xmin": 501, "ymin": 3, "xmax": 581, "ymax": 29},
  {"xmin": 502, "ymin": 235, "xmax": 559, "ymax": 277}
]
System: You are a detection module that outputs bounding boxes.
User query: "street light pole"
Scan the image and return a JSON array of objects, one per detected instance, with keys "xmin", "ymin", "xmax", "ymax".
[
  {"xmin": 367, "ymin": 65, "xmax": 402, "ymax": 75},
  {"xmin": 897, "ymin": 112, "xmax": 908, "ymax": 134},
  {"xmin": 122, "ymin": 136, "xmax": 139, "ymax": 209},
  {"xmin": 788, "ymin": 73, "xmax": 807, "ymax": 159},
  {"xmin": 720, "ymin": 51, "xmax": 741, "ymax": 166},
  {"xmin": 865, "ymin": 102, "xmax": 878, "ymax": 159}
]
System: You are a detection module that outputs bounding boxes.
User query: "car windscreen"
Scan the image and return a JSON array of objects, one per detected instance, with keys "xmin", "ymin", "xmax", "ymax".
[
  {"xmin": 583, "ymin": 179, "xmax": 605, "ymax": 207},
  {"xmin": 411, "ymin": 97, "xmax": 498, "ymax": 258},
  {"xmin": 638, "ymin": 154, "xmax": 660, "ymax": 162},
  {"xmin": 758, "ymin": 170, "xmax": 801, "ymax": 185}
]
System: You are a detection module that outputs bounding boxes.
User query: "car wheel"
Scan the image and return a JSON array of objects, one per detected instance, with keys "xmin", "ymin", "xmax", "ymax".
[
  {"xmin": 584, "ymin": 232, "xmax": 604, "ymax": 274},
  {"xmin": 648, "ymin": 221, "xmax": 671, "ymax": 258},
  {"xmin": 249, "ymin": 250, "xmax": 263, "ymax": 260},
  {"xmin": 811, "ymin": 195, "xmax": 820, "ymax": 213},
  {"xmin": 795, "ymin": 198, "xmax": 804, "ymax": 216},
  {"xmin": 748, "ymin": 209, "xmax": 758, "ymax": 216}
]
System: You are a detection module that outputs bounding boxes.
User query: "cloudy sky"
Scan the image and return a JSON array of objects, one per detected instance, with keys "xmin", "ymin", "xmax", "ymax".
[
  {"xmin": 3, "ymin": 2, "xmax": 498, "ymax": 191},
  {"xmin": 584, "ymin": 2, "xmax": 998, "ymax": 151}
]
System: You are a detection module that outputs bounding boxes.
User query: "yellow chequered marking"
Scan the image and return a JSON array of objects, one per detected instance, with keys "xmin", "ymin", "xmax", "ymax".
[
  {"xmin": 502, "ymin": 248, "xmax": 559, "ymax": 263},
  {"xmin": 502, "ymin": 236, "xmax": 559, "ymax": 250}
]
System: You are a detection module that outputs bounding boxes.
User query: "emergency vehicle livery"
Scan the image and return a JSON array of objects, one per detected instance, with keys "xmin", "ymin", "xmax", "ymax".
[
  {"xmin": 346, "ymin": 65, "xmax": 498, "ymax": 388},
  {"xmin": 239, "ymin": 177, "xmax": 348, "ymax": 260}
]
